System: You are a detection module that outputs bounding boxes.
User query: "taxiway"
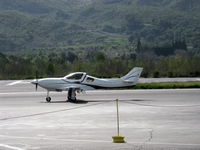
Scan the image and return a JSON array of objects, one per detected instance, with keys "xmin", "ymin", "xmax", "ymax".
[{"xmin": 0, "ymin": 80, "xmax": 200, "ymax": 150}]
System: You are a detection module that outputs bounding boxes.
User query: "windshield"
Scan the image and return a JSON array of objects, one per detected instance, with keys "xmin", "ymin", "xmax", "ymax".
[{"xmin": 66, "ymin": 73, "xmax": 84, "ymax": 80}]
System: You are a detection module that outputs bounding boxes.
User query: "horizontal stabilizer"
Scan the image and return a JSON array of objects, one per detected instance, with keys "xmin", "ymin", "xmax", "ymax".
[{"xmin": 123, "ymin": 80, "xmax": 135, "ymax": 83}]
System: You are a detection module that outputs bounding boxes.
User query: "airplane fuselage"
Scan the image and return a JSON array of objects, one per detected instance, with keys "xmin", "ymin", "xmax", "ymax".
[
  {"xmin": 33, "ymin": 76, "xmax": 136, "ymax": 92},
  {"xmin": 31, "ymin": 67, "xmax": 143, "ymax": 102}
]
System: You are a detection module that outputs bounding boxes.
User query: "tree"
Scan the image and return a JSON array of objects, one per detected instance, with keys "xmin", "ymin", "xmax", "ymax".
[
  {"xmin": 95, "ymin": 52, "xmax": 106, "ymax": 62},
  {"xmin": 47, "ymin": 63, "xmax": 55, "ymax": 76},
  {"xmin": 67, "ymin": 51, "xmax": 78, "ymax": 63},
  {"xmin": 136, "ymin": 38, "xmax": 143, "ymax": 54}
]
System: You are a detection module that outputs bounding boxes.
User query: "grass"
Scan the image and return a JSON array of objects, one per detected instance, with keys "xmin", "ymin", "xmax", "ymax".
[{"xmin": 134, "ymin": 81, "xmax": 200, "ymax": 89}]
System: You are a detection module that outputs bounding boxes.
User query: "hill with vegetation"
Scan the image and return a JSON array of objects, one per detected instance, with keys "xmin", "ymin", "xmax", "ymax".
[
  {"xmin": 0, "ymin": 0, "xmax": 200, "ymax": 80},
  {"xmin": 0, "ymin": 0, "xmax": 200, "ymax": 52}
]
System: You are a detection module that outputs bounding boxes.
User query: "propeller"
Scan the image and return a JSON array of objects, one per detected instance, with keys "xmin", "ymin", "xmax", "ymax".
[
  {"xmin": 31, "ymin": 70, "xmax": 39, "ymax": 91},
  {"xmin": 35, "ymin": 70, "xmax": 38, "ymax": 91}
]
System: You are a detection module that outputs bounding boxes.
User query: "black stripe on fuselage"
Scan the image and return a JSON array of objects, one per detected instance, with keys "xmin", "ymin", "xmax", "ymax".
[
  {"xmin": 55, "ymin": 81, "xmax": 135, "ymax": 89},
  {"xmin": 80, "ymin": 83, "xmax": 136, "ymax": 89}
]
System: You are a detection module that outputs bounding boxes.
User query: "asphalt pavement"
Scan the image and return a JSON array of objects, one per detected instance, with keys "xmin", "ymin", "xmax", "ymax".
[{"xmin": 0, "ymin": 80, "xmax": 200, "ymax": 150}]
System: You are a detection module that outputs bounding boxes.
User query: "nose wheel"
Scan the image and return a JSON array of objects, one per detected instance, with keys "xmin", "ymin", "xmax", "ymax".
[
  {"xmin": 46, "ymin": 91, "xmax": 51, "ymax": 102},
  {"xmin": 46, "ymin": 97, "xmax": 51, "ymax": 102}
]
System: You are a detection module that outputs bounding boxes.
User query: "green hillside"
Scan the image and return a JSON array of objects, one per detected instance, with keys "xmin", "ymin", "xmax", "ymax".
[
  {"xmin": 0, "ymin": 0, "xmax": 200, "ymax": 52},
  {"xmin": 0, "ymin": 0, "xmax": 200, "ymax": 79}
]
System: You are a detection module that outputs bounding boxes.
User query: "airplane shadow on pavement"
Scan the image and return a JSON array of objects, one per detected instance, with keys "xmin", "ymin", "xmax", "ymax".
[{"xmin": 40, "ymin": 99, "xmax": 151, "ymax": 104}]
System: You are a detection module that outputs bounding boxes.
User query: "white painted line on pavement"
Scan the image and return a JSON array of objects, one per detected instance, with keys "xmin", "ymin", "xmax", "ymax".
[
  {"xmin": 0, "ymin": 144, "xmax": 25, "ymax": 150},
  {"xmin": 7, "ymin": 81, "xmax": 22, "ymax": 86},
  {"xmin": 0, "ymin": 92, "xmax": 45, "ymax": 95},
  {"xmin": 6, "ymin": 81, "xmax": 30, "ymax": 86}
]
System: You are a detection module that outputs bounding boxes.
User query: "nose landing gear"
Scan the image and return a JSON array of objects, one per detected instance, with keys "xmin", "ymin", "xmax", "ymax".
[
  {"xmin": 46, "ymin": 97, "xmax": 51, "ymax": 102},
  {"xmin": 46, "ymin": 91, "xmax": 51, "ymax": 102}
]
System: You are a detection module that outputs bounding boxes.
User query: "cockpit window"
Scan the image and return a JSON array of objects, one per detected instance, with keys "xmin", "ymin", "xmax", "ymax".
[
  {"xmin": 67, "ymin": 73, "xmax": 84, "ymax": 80},
  {"xmin": 86, "ymin": 77, "xmax": 94, "ymax": 82}
]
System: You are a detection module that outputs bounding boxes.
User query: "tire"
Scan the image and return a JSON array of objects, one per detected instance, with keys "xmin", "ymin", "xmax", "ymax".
[
  {"xmin": 46, "ymin": 97, "xmax": 51, "ymax": 102},
  {"xmin": 68, "ymin": 96, "xmax": 76, "ymax": 103}
]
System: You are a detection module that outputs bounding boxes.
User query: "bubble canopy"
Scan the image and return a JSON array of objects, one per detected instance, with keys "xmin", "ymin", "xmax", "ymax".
[{"xmin": 64, "ymin": 72, "xmax": 86, "ymax": 81}]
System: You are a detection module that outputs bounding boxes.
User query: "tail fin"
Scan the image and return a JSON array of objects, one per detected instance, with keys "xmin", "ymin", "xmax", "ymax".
[{"xmin": 121, "ymin": 67, "xmax": 143, "ymax": 83}]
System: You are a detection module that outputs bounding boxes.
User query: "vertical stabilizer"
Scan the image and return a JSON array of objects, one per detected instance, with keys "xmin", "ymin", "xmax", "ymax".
[{"xmin": 121, "ymin": 67, "xmax": 143, "ymax": 83}]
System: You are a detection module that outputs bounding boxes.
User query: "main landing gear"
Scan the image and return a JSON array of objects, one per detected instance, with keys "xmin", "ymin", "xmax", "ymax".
[
  {"xmin": 45, "ymin": 89, "xmax": 77, "ymax": 103},
  {"xmin": 68, "ymin": 88, "xmax": 77, "ymax": 102}
]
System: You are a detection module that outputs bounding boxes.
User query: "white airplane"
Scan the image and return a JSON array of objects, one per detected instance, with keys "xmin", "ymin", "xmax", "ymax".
[{"xmin": 31, "ymin": 67, "xmax": 143, "ymax": 102}]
